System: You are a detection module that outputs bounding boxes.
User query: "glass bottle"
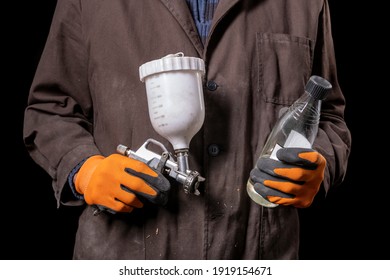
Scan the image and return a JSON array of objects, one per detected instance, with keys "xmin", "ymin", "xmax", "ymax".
[{"xmin": 247, "ymin": 75, "xmax": 332, "ymax": 207}]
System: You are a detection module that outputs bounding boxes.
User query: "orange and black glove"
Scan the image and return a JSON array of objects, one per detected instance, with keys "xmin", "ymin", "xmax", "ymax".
[
  {"xmin": 74, "ymin": 154, "xmax": 170, "ymax": 213},
  {"xmin": 250, "ymin": 147, "xmax": 326, "ymax": 208}
]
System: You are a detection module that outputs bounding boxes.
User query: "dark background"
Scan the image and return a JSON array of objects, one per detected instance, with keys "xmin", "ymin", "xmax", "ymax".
[{"xmin": 3, "ymin": 1, "xmax": 388, "ymax": 260}]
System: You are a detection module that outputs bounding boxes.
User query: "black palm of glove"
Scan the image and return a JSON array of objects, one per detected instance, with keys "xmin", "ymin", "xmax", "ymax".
[{"xmin": 250, "ymin": 147, "xmax": 326, "ymax": 208}]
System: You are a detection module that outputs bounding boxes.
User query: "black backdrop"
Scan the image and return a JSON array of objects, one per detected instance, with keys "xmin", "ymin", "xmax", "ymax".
[{"xmin": 3, "ymin": 1, "xmax": 388, "ymax": 260}]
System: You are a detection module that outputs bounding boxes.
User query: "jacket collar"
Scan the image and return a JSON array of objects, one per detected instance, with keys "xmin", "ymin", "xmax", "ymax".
[{"xmin": 160, "ymin": 0, "xmax": 241, "ymax": 56}]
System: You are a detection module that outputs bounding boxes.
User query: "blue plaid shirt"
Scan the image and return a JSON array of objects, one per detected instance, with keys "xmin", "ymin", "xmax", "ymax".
[{"xmin": 186, "ymin": 0, "xmax": 219, "ymax": 45}]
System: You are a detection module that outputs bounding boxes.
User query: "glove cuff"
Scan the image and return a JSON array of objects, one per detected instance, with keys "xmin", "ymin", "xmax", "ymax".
[{"xmin": 75, "ymin": 155, "xmax": 105, "ymax": 195}]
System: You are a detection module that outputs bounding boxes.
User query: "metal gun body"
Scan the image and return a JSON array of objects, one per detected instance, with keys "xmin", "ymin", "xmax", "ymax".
[{"xmin": 117, "ymin": 139, "xmax": 204, "ymax": 195}]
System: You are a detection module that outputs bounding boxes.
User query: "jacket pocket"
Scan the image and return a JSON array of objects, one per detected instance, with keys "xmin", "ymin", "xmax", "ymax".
[{"xmin": 256, "ymin": 32, "xmax": 314, "ymax": 105}]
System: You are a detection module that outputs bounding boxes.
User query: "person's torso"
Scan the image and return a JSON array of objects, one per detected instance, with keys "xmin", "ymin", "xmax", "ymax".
[{"xmin": 73, "ymin": 0, "xmax": 323, "ymax": 259}]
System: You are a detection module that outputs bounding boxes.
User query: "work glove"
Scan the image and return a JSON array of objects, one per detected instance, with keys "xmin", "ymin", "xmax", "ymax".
[
  {"xmin": 74, "ymin": 154, "xmax": 170, "ymax": 213},
  {"xmin": 250, "ymin": 147, "xmax": 326, "ymax": 208}
]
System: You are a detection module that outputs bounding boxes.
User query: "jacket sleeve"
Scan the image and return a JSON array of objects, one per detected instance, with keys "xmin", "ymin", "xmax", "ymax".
[
  {"xmin": 311, "ymin": 0, "xmax": 352, "ymax": 195},
  {"xmin": 23, "ymin": 0, "xmax": 100, "ymax": 207}
]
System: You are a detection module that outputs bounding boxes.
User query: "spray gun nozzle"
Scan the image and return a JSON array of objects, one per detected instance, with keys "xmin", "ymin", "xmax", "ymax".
[{"xmin": 183, "ymin": 171, "xmax": 205, "ymax": 195}]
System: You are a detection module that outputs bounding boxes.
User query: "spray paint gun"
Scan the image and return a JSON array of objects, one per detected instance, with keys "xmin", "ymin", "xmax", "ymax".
[{"xmin": 117, "ymin": 53, "xmax": 206, "ymax": 195}]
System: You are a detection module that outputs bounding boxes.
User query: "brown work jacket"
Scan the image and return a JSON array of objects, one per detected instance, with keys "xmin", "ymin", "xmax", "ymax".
[{"xmin": 23, "ymin": 0, "xmax": 351, "ymax": 259}]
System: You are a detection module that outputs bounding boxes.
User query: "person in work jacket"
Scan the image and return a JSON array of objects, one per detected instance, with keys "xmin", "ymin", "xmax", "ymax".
[{"xmin": 23, "ymin": 0, "xmax": 351, "ymax": 260}]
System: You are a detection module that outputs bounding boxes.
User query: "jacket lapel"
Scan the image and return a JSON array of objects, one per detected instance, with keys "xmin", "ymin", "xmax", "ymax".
[
  {"xmin": 160, "ymin": 0, "xmax": 241, "ymax": 56},
  {"xmin": 160, "ymin": 0, "xmax": 204, "ymax": 55},
  {"xmin": 213, "ymin": 0, "xmax": 241, "ymax": 22}
]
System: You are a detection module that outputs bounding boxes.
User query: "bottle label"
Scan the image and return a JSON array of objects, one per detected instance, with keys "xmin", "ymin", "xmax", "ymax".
[{"xmin": 270, "ymin": 130, "xmax": 311, "ymax": 160}]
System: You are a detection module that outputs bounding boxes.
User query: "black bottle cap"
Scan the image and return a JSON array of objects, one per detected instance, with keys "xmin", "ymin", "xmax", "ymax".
[{"xmin": 305, "ymin": 75, "xmax": 332, "ymax": 100}]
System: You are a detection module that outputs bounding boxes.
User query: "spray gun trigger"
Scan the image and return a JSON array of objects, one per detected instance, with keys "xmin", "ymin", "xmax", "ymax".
[{"xmin": 155, "ymin": 152, "xmax": 169, "ymax": 174}]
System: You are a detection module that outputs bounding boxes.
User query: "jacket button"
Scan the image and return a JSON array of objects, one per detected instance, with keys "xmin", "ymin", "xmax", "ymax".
[
  {"xmin": 208, "ymin": 144, "xmax": 221, "ymax": 156},
  {"xmin": 206, "ymin": 80, "xmax": 218, "ymax": 91}
]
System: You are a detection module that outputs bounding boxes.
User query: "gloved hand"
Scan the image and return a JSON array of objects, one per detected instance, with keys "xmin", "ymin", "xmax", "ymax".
[
  {"xmin": 74, "ymin": 154, "xmax": 170, "ymax": 213},
  {"xmin": 250, "ymin": 147, "xmax": 326, "ymax": 208}
]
